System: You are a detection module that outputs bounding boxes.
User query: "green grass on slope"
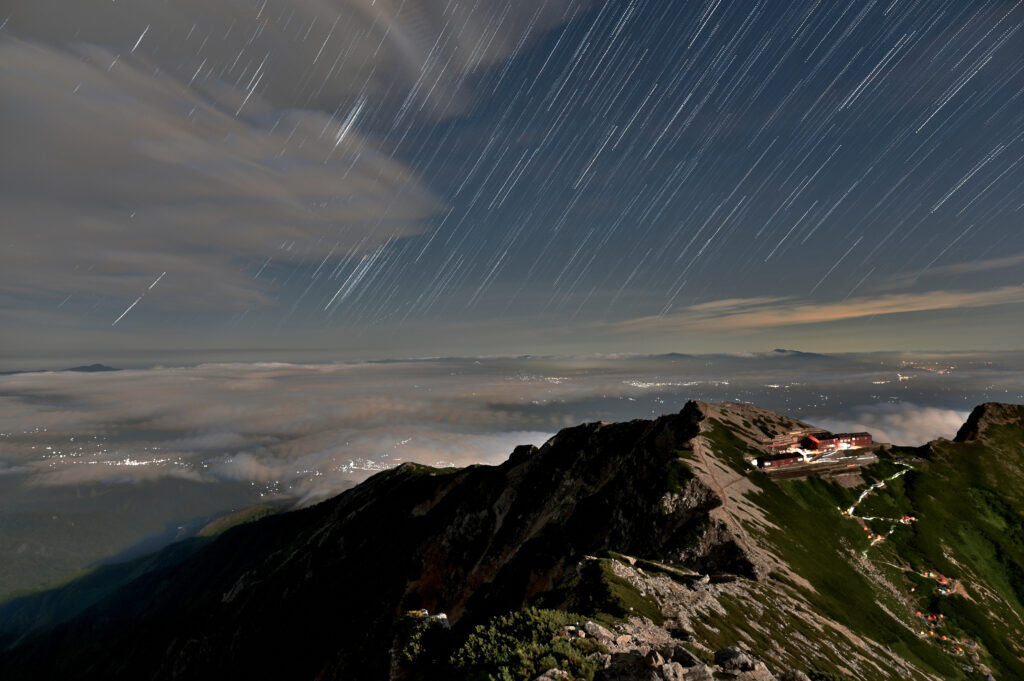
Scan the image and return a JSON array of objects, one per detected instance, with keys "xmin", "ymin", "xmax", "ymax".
[
  {"xmin": 698, "ymin": 421, "xmax": 962, "ymax": 679},
  {"xmin": 740, "ymin": 420, "xmax": 1024, "ymax": 680},
  {"xmin": 874, "ymin": 428, "xmax": 1024, "ymax": 680},
  {"xmin": 750, "ymin": 473, "xmax": 959, "ymax": 679},
  {"xmin": 0, "ymin": 501, "xmax": 287, "ymax": 650},
  {"xmin": 687, "ymin": 588, "xmax": 885, "ymax": 679},
  {"xmin": 704, "ymin": 419, "xmax": 755, "ymax": 472},
  {"xmin": 0, "ymin": 535, "xmax": 212, "ymax": 650},
  {"xmin": 547, "ymin": 554, "xmax": 664, "ymax": 625},
  {"xmin": 396, "ymin": 607, "xmax": 606, "ymax": 681}
]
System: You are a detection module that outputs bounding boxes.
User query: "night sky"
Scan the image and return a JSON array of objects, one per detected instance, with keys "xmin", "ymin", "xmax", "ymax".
[{"xmin": 2, "ymin": 0, "xmax": 1023, "ymax": 365}]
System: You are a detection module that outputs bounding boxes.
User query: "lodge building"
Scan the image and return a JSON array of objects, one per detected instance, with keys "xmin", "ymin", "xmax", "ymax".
[
  {"xmin": 755, "ymin": 429, "xmax": 875, "ymax": 471},
  {"xmin": 800, "ymin": 431, "xmax": 873, "ymax": 452}
]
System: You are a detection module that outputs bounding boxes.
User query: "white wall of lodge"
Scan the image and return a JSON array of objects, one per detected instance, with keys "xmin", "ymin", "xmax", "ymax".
[{"xmin": 757, "ymin": 432, "xmax": 874, "ymax": 468}]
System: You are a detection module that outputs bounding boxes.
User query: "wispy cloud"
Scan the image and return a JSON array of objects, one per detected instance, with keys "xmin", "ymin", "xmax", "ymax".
[
  {"xmin": 0, "ymin": 38, "xmax": 436, "ymax": 313},
  {"xmin": 0, "ymin": 362, "xmax": 574, "ymax": 500},
  {"xmin": 0, "ymin": 0, "xmax": 588, "ymax": 318},
  {"xmin": 883, "ymin": 252, "xmax": 1024, "ymax": 289},
  {"xmin": 684, "ymin": 297, "xmax": 791, "ymax": 314},
  {"xmin": 611, "ymin": 285, "xmax": 1024, "ymax": 333},
  {"xmin": 2, "ymin": 353, "xmax": 1018, "ymax": 497},
  {"xmin": 808, "ymin": 403, "xmax": 970, "ymax": 446}
]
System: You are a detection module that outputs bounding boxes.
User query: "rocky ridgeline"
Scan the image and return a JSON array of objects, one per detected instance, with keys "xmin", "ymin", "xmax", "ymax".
[
  {"xmin": 0, "ymin": 401, "xmax": 763, "ymax": 680},
  {"xmin": 4, "ymin": 400, "xmax": 1024, "ymax": 680},
  {"xmin": 539, "ymin": 619, "xmax": 805, "ymax": 681},
  {"xmin": 954, "ymin": 402, "xmax": 1024, "ymax": 442}
]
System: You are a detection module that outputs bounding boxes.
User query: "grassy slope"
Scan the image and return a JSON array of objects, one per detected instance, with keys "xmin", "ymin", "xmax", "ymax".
[
  {"xmin": 880, "ymin": 424, "xmax": 1024, "ymax": 679},
  {"xmin": 699, "ymin": 417, "xmax": 1024, "ymax": 680}
]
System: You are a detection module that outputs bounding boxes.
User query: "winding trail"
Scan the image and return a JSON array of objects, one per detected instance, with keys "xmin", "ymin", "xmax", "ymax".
[{"xmin": 840, "ymin": 463, "xmax": 915, "ymax": 555}]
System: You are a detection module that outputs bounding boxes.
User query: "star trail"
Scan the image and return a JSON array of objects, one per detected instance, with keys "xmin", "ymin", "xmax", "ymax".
[{"xmin": 1, "ymin": 0, "xmax": 1022, "ymax": 362}]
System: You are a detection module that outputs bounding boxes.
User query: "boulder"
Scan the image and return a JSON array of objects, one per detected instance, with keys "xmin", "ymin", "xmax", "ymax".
[
  {"xmin": 645, "ymin": 650, "xmax": 665, "ymax": 667},
  {"xmin": 595, "ymin": 652, "xmax": 661, "ymax": 681},
  {"xmin": 534, "ymin": 670, "xmax": 570, "ymax": 681},
  {"xmin": 679, "ymin": 665, "xmax": 714, "ymax": 681},
  {"xmin": 585, "ymin": 621, "xmax": 617, "ymax": 643},
  {"xmin": 779, "ymin": 672, "xmax": 810, "ymax": 681},
  {"xmin": 660, "ymin": 662, "xmax": 686, "ymax": 681},
  {"xmin": 715, "ymin": 646, "xmax": 758, "ymax": 671},
  {"xmin": 664, "ymin": 644, "xmax": 703, "ymax": 667}
]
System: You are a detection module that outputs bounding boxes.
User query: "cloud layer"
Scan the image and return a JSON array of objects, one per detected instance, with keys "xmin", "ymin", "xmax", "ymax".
[
  {"xmin": 0, "ymin": 351, "xmax": 1019, "ymax": 598},
  {"xmin": 0, "ymin": 361, "xmax": 573, "ymax": 502},
  {"xmin": 806, "ymin": 403, "xmax": 970, "ymax": 447},
  {"xmin": 2, "ymin": 352, "xmax": 1021, "ymax": 502},
  {"xmin": 611, "ymin": 286, "xmax": 1024, "ymax": 334},
  {"xmin": 1, "ymin": 0, "xmax": 585, "ymax": 315}
]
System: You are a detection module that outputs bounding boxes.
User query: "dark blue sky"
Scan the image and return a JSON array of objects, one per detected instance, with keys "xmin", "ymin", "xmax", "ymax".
[{"xmin": 2, "ymin": 0, "xmax": 1022, "ymax": 365}]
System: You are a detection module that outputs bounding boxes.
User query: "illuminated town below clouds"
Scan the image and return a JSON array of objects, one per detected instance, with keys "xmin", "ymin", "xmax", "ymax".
[{"xmin": 3, "ymin": 352, "xmax": 1022, "ymax": 505}]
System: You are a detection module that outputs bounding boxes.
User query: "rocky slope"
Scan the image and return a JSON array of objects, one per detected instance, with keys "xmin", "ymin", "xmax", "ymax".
[
  {"xmin": 954, "ymin": 402, "xmax": 1024, "ymax": 442},
  {"xmin": 1, "ymin": 400, "xmax": 1023, "ymax": 681}
]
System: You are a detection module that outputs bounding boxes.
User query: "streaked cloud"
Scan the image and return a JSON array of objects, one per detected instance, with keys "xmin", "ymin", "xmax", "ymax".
[
  {"xmin": 1, "ymin": 38, "xmax": 438, "ymax": 311},
  {"xmin": 684, "ymin": 297, "xmax": 791, "ymax": 314},
  {"xmin": 882, "ymin": 252, "xmax": 1024, "ymax": 289},
  {"xmin": 0, "ymin": 0, "xmax": 586, "ymax": 317},
  {"xmin": 611, "ymin": 285, "xmax": 1024, "ymax": 334}
]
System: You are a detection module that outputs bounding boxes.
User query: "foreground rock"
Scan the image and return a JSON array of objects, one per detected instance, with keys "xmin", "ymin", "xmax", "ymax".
[{"xmin": 549, "ymin": 625, "xmax": 802, "ymax": 681}]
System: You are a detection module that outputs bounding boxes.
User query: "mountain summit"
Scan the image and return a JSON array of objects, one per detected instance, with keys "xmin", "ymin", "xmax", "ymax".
[
  {"xmin": 1, "ymin": 401, "xmax": 1023, "ymax": 681},
  {"xmin": 954, "ymin": 402, "xmax": 1024, "ymax": 442}
]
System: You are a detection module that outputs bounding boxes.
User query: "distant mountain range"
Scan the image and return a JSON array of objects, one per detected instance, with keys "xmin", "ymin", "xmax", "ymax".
[
  {"xmin": 0, "ymin": 364, "xmax": 120, "ymax": 376},
  {"xmin": 1, "ymin": 401, "xmax": 1022, "ymax": 680},
  {"xmin": 63, "ymin": 363, "xmax": 120, "ymax": 372}
]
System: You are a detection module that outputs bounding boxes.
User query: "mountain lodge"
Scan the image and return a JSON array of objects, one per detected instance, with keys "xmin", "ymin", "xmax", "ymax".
[
  {"xmin": 755, "ymin": 428, "xmax": 877, "ymax": 476},
  {"xmin": 801, "ymin": 431, "xmax": 873, "ymax": 451}
]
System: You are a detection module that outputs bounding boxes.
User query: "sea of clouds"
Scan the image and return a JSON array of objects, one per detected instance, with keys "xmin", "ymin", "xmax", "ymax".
[
  {"xmin": 3, "ymin": 352, "xmax": 1022, "ymax": 500},
  {"xmin": 2, "ymin": 351, "xmax": 1022, "ymax": 596}
]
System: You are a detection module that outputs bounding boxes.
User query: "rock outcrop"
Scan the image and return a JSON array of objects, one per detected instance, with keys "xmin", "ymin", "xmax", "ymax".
[
  {"xmin": 537, "ymin": 623, "xmax": 803, "ymax": 681},
  {"xmin": 954, "ymin": 401, "xmax": 1024, "ymax": 442},
  {"xmin": 0, "ymin": 402, "xmax": 754, "ymax": 680}
]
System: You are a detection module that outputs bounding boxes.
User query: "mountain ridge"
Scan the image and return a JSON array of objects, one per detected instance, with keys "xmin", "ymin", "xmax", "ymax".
[
  {"xmin": 954, "ymin": 402, "xmax": 1024, "ymax": 442},
  {"xmin": 1, "ymin": 400, "xmax": 1022, "ymax": 681}
]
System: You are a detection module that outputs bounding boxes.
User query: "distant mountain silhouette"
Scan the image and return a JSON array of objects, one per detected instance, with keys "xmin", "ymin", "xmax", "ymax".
[
  {"xmin": 64, "ymin": 364, "xmax": 120, "ymax": 372},
  {"xmin": 0, "ymin": 364, "xmax": 120, "ymax": 376}
]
